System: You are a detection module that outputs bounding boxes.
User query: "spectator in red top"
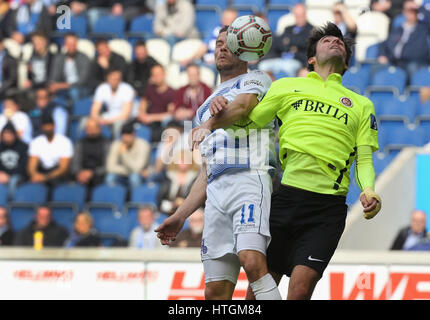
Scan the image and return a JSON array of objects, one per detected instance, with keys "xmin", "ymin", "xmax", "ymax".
[
  {"xmin": 137, "ymin": 64, "xmax": 176, "ymax": 142},
  {"xmin": 173, "ymin": 64, "xmax": 212, "ymax": 122}
]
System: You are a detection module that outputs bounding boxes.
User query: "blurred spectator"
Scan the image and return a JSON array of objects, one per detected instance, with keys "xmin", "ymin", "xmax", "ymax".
[
  {"xmin": 378, "ymin": 0, "xmax": 430, "ymax": 77},
  {"xmin": 137, "ymin": 64, "xmax": 176, "ymax": 142},
  {"xmin": 64, "ymin": 212, "xmax": 101, "ymax": 247},
  {"xmin": 129, "ymin": 205, "xmax": 164, "ymax": 249},
  {"xmin": 92, "ymin": 38, "xmax": 127, "ymax": 87},
  {"xmin": 0, "ymin": 35, "xmax": 18, "ymax": 100},
  {"xmin": 296, "ymin": 67, "xmax": 309, "ymax": 78},
  {"xmin": 0, "ymin": 0, "xmax": 9, "ymax": 23},
  {"xmin": 110, "ymin": 1, "xmax": 147, "ymax": 22},
  {"xmin": 14, "ymin": 205, "xmax": 69, "ymax": 247},
  {"xmin": 170, "ymin": 207, "xmax": 203, "ymax": 248},
  {"xmin": 0, "ymin": 206, "xmax": 13, "ymax": 245},
  {"xmin": 72, "ymin": 118, "xmax": 109, "ymax": 188},
  {"xmin": 25, "ymin": 31, "xmax": 54, "ymax": 89},
  {"xmin": 90, "ymin": 67, "xmax": 135, "ymax": 139},
  {"xmin": 0, "ymin": 95, "xmax": 33, "ymax": 144},
  {"xmin": 105, "ymin": 121, "xmax": 150, "ymax": 188},
  {"xmin": 390, "ymin": 209, "xmax": 428, "ymax": 250},
  {"xmin": 371, "ymin": 0, "xmax": 406, "ymax": 21},
  {"xmin": 258, "ymin": 3, "xmax": 313, "ymax": 77},
  {"xmin": 332, "ymin": 2, "xmax": 357, "ymax": 40},
  {"xmin": 158, "ymin": 150, "xmax": 199, "ymax": 215},
  {"xmin": 49, "ymin": 32, "xmax": 92, "ymax": 103},
  {"xmin": 0, "ymin": 122, "xmax": 28, "ymax": 198},
  {"xmin": 153, "ymin": 0, "xmax": 199, "ymax": 47},
  {"xmin": 180, "ymin": 7, "xmax": 238, "ymax": 68},
  {"xmin": 126, "ymin": 40, "xmax": 158, "ymax": 96},
  {"xmin": 27, "ymin": 113, "xmax": 73, "ymax": 188},
  {"xmin": 2, "ymin": 0, "xmax": 52, "ymax": 44},
  {"xmin": 29, "ymin": 87, "xmax": 68, "ymax": 137},
  {"xmin": 173, "ymin": 64, "xmax": 212, "ymax": 122}
]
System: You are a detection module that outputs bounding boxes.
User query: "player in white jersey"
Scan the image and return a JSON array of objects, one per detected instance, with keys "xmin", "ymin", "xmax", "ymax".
[{"xmin": 155, "ymin": 26, "xmax": 281, "ymax": 300}]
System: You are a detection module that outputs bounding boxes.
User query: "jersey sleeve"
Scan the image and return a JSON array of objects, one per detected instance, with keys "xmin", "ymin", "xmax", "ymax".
[
  {"xmin": 239, "ymin": 70, "xmax": 272, "ymax": 101},
  {"xmin": 356, "ymin": 99, "xmax": 379, "ymax": 152},
  {"xmin": 248, "ymin": 79, "xmax": 283, "ymax": 127}
]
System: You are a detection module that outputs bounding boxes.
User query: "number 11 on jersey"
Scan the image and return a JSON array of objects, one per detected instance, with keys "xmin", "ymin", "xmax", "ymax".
[{"xmin": 240, "ymin": 204, "xmax": 255, "ymax": 224}]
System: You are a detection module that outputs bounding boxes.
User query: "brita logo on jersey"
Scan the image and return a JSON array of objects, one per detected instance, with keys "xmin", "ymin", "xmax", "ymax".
[{"xmin": 292, "ymin": 99, "xmax": 349, "ymax": 125}]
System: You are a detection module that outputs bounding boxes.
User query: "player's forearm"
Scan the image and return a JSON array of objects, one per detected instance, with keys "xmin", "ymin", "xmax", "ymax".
[
  {"xmin": 207, "ymin": 93, "xmax": 258, "ymax": 130},
  {"xmin": 174, "ymin": 167, "xmax": 207, "ymax": 220},
  {"xmin": 355, "ymin": 145, "xmax": 376, "ymax": 191}
]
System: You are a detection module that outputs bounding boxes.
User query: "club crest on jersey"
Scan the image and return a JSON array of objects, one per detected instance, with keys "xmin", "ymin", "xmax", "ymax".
[{"xmin": 340, "ymin": 96, "xmax": 353, "ymax": 108}]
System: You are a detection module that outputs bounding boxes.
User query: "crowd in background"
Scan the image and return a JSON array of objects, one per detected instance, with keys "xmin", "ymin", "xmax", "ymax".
[{"xmin": 0, "ymin": 0, "xmax": 429, "ymax": 250}]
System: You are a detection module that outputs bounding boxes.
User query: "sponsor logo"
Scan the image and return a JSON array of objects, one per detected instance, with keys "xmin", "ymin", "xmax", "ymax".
[
  {"xmin": 243, "ymin": 80, "xmax": 263, "ymax": 87},
  {"xmin": 340, "ymin": 96, "xmax": 353, "ymax": 107},
  {"xmin": 308, "ymin": 256, "xmax": 325, "ymax": 263},
  {"xmin": 370, "ymin": 114, "xmax": 378, "ymax": 130},
  {"xmin": 291, "ymin": 99, "xmax": 349, "ymax": 125}
]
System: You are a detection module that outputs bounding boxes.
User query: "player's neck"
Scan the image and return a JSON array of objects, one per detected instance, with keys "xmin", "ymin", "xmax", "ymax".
[
  {"xmin": 313, "ymin": 63, "xmax": 344, "ymax": 81},
  {"xmin": 219, "ymin": 67, "xmax": 248, "ymax": 83}
]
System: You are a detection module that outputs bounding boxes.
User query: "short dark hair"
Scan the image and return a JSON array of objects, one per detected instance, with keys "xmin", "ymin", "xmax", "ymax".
[
  {"xmin": 306, "ymin": 22, "xmax": 354, "ymax": 74},
  {"xmin": 121, "ymin": 121, "xmax": 135, "ymax": 135},
  {"xmin": 219, "ymin": 25, "xmax": 229, "ymax": 34},
  {"xmin": 64, "ymin": 32, "xmax": 78, "ymax": 39},
  {"xmin": 106, "ymin": 67, "xmax": 123, "ymax": 76},
  {"xmin": 31, "ymin": 30, "xmax": 49, "ymax": 40},
  {"xmin": 134, "ymin": 40, "xmax": 146, "ymax": 48}
]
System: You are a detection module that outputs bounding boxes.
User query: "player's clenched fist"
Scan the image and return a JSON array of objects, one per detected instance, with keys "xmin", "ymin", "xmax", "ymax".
[
  {"xmin": 209, "ymin": 96, "xmax": 229, "ymax": 116},
  {"xmin": 360, "ymin": 187, "xmax": 382, "ymax": 219},
  {"xmin": 189, "ymin": 123, "xmax": 211, "ymax": 150}
]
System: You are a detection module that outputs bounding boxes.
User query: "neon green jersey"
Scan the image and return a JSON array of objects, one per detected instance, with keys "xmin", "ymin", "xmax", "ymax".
[{"xmin": 249, "ymin": 72, "xmax": 379, "ymax": 195}]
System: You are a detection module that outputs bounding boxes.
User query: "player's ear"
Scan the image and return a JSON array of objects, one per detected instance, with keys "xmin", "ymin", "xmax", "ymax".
[{"xmin": 308, "ymin": 57, "xmax": 316, "ymax": 68}]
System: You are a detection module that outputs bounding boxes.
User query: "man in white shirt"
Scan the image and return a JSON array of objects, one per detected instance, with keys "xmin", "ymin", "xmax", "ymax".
[
  {"xmin": 0, "ymin": 96, "xmax": 33, "ymax": 144},
  {"xmin": 90, "ymin": 68, "xmax": 135, "ymax": 139},
  {"xmin": 27, "ymin": 113, "xmax": 73, "ymax": 193},
  {"xmin": 129, "ymin": 205, "xmax": 164, "ymax": 249}
]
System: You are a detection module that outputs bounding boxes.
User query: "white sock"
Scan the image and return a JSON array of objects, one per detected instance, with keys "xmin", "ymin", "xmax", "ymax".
[{"xmin": 250, "ymin": 273, "xmax": 282, "ymax": 300}]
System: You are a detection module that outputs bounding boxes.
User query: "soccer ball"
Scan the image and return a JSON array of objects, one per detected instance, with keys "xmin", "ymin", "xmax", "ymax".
[{"xmin": 226, "ymin": 15, "xmax": 272, "ymax": 62}]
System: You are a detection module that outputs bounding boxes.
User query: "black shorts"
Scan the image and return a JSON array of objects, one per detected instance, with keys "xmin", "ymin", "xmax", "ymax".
[{"xmin": 267, "ymin": 184, "xmax": 347, "ymax": 277}]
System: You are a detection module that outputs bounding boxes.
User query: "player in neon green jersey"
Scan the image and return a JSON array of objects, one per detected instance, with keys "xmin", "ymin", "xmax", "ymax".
[{"xmin": 191, "ymin": 22, "xmax": 381, "ymax": 300}]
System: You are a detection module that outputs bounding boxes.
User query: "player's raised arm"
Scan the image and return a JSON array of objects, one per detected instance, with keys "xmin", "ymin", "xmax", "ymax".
[{"xmin": 155, "ymin": 161, "xmax": 208, "ymax": 245}]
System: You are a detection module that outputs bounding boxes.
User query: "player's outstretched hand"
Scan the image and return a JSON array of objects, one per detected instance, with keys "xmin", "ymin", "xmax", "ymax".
[
  {"xmin": 154, "ymin": 214, "xmax": 186, "ymax": 245},
  {"xmin": 210, "ymin": 96, "xmax": 229, "ymax": 116},
  {"xmin": 360, "ymin": 187, "xmax": 382, "ymax": 219},
  {"xmin": 190, "ymin": 123, "xmax": 211, "ymax": 150}
]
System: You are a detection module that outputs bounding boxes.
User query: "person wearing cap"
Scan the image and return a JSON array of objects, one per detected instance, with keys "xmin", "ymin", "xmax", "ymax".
[
  {"xmin": 105, "ymin": 121, "xmax": 151, "ymax": 189},
  {"xmin": 0, "ymin": 121, "xmax": 28, "ymax": 198},
  {"xmin": 27, "ymin": 113, "xmax": 73, "ymax": 191}
]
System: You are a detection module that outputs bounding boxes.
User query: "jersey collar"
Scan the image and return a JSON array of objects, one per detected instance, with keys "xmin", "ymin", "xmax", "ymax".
[{"xmin": 307, "ymin": 71, "xmax": 342, "ymax": 84}]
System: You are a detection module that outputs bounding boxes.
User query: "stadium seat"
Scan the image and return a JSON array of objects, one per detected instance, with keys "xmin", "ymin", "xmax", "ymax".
[
  {"xmin": 91, "ymin": 15, "xmax": 126, "ymax": 39},
  {"xmin": 234, "ymin": 8, "xmax": 256, "ymax": 16},
  {"xmin": 13, "ymin": 183, "xmax": 48, "ymax": 204},
  {"xmin": 415, "ymin": 100, "xmax": 430, "ymax": 137},
  {"xmin": 52, "ymin": 183, "xmax": 87, "ymax": 211},
  {"xmin": 109, "ymin": 39, "xmax": 133, "ymax": 63},
  {"xmin": 391, "ymin": 14, "xmax": 406, "ymax": 30},
  {"xmin": 99, "ymin": 232, "xmax": 127, "ymax": 247},
  {"xmin": 0, "ymin": 184, "xmax": 8, "ymax": 207},
  {"xmin": 306, "ymin": 0, "xmax": 338, "ymax": 8},
  {"xmin": 383, "ymin": 125, "xmax": 428, "ymax": 154},
  {"xmin": 276, "ymin": 12, "xmax": 295, "ymax": 35},
  {"xmin": 366, "ymin": 87, "xmax": 399, "ymax": 114},
  {"xmin": 306, "ymin": 8, "xmax": 334, "ymax": 27},
  {"xmin": 130, "ymin": 183, "xmax": 161, "ymax": 207},
  {"xmin": 356, "ymin": 11, "xmax": 389, "ymax": 41},
  {"xmin": 72, "ymin": 97, "xmax": 93, "ymax": 117},
  {"xmin": 266, "ymin": 8, "xmax": 291, "ymax": 33},
  {"xmin": 376, "ymin": 96, "xmax": 418, "ymax": 131},
  {"xmin": 135, "ymin": 124, "xmax": 152, "ymax": 142},
  {"xmin": 88, "ymin": 207, "xmax": 130, "ymax": 240},
  {"xmin": 128, "ymin": 14, "xmax": 154, "ymax": 38},
  {"xmin": 365, "ymin": 43, "xmax": 379, "ymax": 60},
  {"xmin": 146, "ymin": 39, "xmax": 171, "ymax": 67},
  {"xmin": 232, "ymin": 0, "xmax": 266, "ymax": 12},
  {"xmin": 50, "ymin": 205, "xmax": 77, "ymax": 231},
  {"xmin": 196, "ymin": 0, "xmax": 229, "ymax": 10},
  {"xmin": 3, "ymin": 38, "xmax": 21, "ymax": 59},
  {"xmin": 171, "ymin": 39, "xmax": 205, "ymax": 64},
  {"xmin": 346, "ymin": 178, "xmax": 361, "ymax": 206},
  {"xmin": 269, "ymin": 0, "xmax": 303, "ymax": 6},
  {"xmin": 370, "ymin": 66, "xmax": 407, "ymax": 95},
  {"xmin": 91, "ymin": 183, "xmax": 127, "ymax": 211},
  {"xmin": 195, "ymin": 7, "xmax": 220, "ymax": 38},
  {"xmin": 61, "ymin": 39, "xmax": 96, "ymax": 60},
  {"xmin": 373, "ymin": 152, "xmax": 395, "ymax": 176},
  {"xmin": 8, "ymin": 204, "xmax": 36, "ymax": 231},
  {"xmin": 410, "ymin": 67, "xmax": 430, "ymax": 87},
  {"xmin": 56, "ymin": 14, "xmax": 88, "ymax": 38},
  {"xmin": 354, "ymin": 33, "xmax": 379, "ymax": 63},
  {"xmin": 342, "ymin": 66, "xmax": 370, "ymax": 94}
]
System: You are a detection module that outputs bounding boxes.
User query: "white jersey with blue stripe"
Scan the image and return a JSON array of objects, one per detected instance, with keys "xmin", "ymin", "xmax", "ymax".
[{"xmin": 193, "ymin": 70, "xmax": 277, "ymax": 183}]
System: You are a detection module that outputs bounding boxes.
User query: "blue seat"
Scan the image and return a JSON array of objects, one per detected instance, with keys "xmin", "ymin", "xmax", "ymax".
[
  {"xmin": 383, "ymin": 125, "xmax": 428, "ymax": 153},
  {"xmin": 88, "ymin": 207, "xmax": 130, "ymax": 240},
  {"xmin": 370, "ymin": 66, "xmax": 407, "ymax": 95},
  {"xmin": 0, "ymin": 184, "xmax": 8, "ymax": 207},
  {"xmin": 130, "ymin": 183, "xmax": 160, "ymax": 206},
  {"xmin": 343, "ymin": 66, "xmax": 370, "ymax": 94},
  {"xmin": 91, "ymin": 183, "xmax": 127, "ymax": 211},
  {"xmin": 51, "ymin": 205, "xmax": 76, "ymax": 231},
  {"xmin": 92, "ymin": 15, "xmax": 126, "ymax": 39},
  {"xmin": 70, "ymin": 120, "xmax": 113, "ymax": 142},
  {"xmin": 232, "ymin": 0, "xmax": 266, "ymax": 12},
  {"xmin": 129, "ymin": 14, "xmax": 154, "ymax": 37},
  {"xmin": 266, "ymin": 8, "xmax": 290, "ymax": 32},
  {"xmin": 346, "ymin": 179, "xmax": 361, "ymax": 207},
  {"xmin": 196, "ymin": 7, "xmax": 220, "ymax": 38},
  {"xmin": 13, "ymin": 183, "xmax": 48, "ymax": 204},
  {"xmin": 9, "ymin": 204, "xmax": 36, "ymax": 231},
  {"xmin": 235, "ymin": 8, "xmax": 256, "ymax": 16},
  {"xmin": 99, "ymin": 233, "xmax": 127, "ymax": 247},
  {"xmin": 135, "ymin": 124, "xmax": 152, "ymax": 142},
  {"xmin": 415, "ymin": 101, "xmax": 430, "ymax": 137},
  {"xmin": 410, "ymin": 67, "xmax": 430, "ymax": 87},
  {"xmin": 365, "ymin": 43, "xmax": 379, "ymax": 60},
  {"xmin": 269, "ymin": 0, "xmax": 302, "ymax": 5},
  {"xmin": 376, "ymin": 96, "xmax": 418, "ymax": 129},
  {"xmin": 55, "ymin": 14, "xmax": 88, "ymax": 38},
  {"xmin": 367, "ymin": 87, "xmax": 399, "ymax": 114},
  {"xmin": 52, "ymin": 183, "xmax": 87, "ymax": 211},
  {"xmin": 392, "ymin": 14, "xmax": 406, "ymax": 30},
  {"xmin": 72, "ymin": 97, "xmax": 93, "ymax": 117},
  {"xmin": 373, "ymin": 152, "xmax": 395, "ymax": 175},
  {"xmin": 196, "ymin": 0, "xmax": 228, "ymax": 10}
]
